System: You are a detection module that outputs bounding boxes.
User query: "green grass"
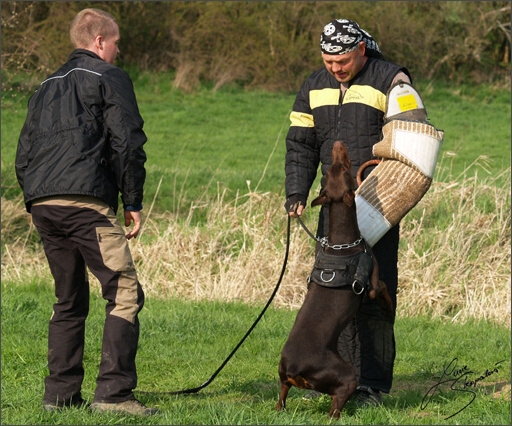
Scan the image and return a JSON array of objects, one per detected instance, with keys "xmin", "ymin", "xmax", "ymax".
[
  {"xmin": 420, "ymin": 81, "xmax": 511, "ymax": 179},
  {"xmin": 1, "ymin": 281, "xmax": 510, "ymax": 425},
  {"xmin": 135, "ymin": 79, "xmax": 293, "ymax": 211},
  {"xmin": 2, "ymin": 73, "xmax": 510, "ymax": 217}
]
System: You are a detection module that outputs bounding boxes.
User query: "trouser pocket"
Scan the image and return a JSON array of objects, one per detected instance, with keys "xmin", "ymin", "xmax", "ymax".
[{"xmin": 96, "ymin": 227, "xmax": 136, "ymax": 272}]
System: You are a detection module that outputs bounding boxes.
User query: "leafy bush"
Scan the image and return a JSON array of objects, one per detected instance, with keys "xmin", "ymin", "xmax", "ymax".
[{"xmin": 2, "ymin": 1, "xmax": 510, "ymax": 96}]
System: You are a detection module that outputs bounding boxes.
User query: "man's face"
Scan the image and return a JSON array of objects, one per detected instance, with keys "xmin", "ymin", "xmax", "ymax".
[
  {"xmin": 98, "ymin": 23, "xmax": 120, "ymax": 65},
  {"xmin": 322, "ymin": 42, "xmax": 367, "ymax": 83}
]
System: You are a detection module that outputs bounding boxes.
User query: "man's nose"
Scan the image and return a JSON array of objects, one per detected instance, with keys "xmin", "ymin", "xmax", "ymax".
[{"xmin": 332, "ymin": 62, "xmax": 342, "ymax": 72}]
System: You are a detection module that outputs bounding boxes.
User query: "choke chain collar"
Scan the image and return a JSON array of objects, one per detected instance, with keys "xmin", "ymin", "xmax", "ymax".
[
  {"xmin": 319, "ymin": 236, "xmax": 363, "ymax": 250},
  {"xmin": 295, "ymin": 214, "xmax": 363, "ymax": 250}
]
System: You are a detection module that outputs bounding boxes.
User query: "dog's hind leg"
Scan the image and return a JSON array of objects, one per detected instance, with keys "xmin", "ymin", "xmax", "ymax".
[
  {"xmin": 329, "ymin": 395, "xmax": 341, "ymax": 419},
  {"xmin": 329, "ymin": 380, "xmax": 357, "ymax": 418},
  {"xmin": 275, "ymin": 381, "xmax": 291, "ymax": 412}
]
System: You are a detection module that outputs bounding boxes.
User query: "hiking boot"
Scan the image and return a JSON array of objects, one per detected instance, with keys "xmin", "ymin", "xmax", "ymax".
[
  {"xmin": 353, "ymin": 386, "xmax": 382, "ymax": 407},
  {"xmin": 90, "ymin": 399, "xmax": 158, "ymax": 416},
  {"xmin": 43, "ymin": 396, "xmax": 88, "ymax": 411}
]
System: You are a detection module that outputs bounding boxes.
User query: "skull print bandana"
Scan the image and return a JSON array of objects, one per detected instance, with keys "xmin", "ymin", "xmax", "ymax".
[{"xmin": 320, "ymin": 19, "xmax": 383, "ymax": 59}]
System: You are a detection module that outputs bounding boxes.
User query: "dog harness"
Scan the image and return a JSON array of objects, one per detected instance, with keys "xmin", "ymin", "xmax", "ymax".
[{"xmin": 308, "ymin": 243, "xmax": 374, "ymax": 294}]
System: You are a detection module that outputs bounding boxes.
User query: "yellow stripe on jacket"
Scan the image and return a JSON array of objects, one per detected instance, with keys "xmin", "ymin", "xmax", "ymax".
[{"xmin": 289, "ymin": 85, "xmax": 386, "ymax": 128}]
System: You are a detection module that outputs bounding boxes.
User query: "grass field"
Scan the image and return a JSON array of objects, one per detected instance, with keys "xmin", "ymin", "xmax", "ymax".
[
  {"xmin": 1, "ymin": 75, "xmax": 510, "ymax": 424},
  {"xmin": 1, "ymin": 282, "xmax": 510, "ymax": 425}
]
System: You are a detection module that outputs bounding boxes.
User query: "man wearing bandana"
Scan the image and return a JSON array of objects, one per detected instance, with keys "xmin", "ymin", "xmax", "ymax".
[{"xmin": 284, "ymin": 19, "xmax": 412, "ymax": 406}]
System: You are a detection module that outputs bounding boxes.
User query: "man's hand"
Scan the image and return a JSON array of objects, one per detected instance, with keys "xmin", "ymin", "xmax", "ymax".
[
  {"xmin": 124, "ymin": 210, "xmax": 142, "ymax": 239},
  {"xmin": 288, "ymin": 204, "xmax": 305, "ymax": 217},
  {"xmin": 284, "ymin": 194, "xmax": 307, "ymax": 217}
]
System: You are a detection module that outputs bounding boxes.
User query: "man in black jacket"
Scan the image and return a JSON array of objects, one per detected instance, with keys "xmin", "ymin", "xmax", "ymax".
[
  {"xmin": 284, "ymin": 18, "xmax": 412, "ymax": 406},
  {"xmin": 16, "ymin": 8, "xmax": 157, "ymax": 416}
]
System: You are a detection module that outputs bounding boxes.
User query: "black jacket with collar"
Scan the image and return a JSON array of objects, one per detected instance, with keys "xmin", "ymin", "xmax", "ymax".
[
  {"xmin": 285, "ymin": 57, "xmax": 409, "ymax": 200},
  {"xmin": 16, "ymin": 49, "xmax": 147, "ymax": 213}
]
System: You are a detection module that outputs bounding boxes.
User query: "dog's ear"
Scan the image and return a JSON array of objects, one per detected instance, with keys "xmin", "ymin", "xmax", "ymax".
[
  {"xmin": 343, "ymin": 190, "xmax": 355, "ymax": 207},
  {"xmin": 311, "ymin": 191, "xmax": 328, "ymax": 207}
]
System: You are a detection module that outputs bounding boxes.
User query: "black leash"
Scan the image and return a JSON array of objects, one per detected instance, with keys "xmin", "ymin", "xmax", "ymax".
[
  {"xmin": 152, "ymin": 215, "xmax": 291, "ymax": 395},
  {"xmin": 295, "ymin": 213, "xmax": 319, "ymax": 243}
]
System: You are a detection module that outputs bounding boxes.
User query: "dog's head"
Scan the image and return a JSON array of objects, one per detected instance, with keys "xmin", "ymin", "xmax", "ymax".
[{"xmin": 311, "ymin": 141, "xmax": 355, "ymax": 208}]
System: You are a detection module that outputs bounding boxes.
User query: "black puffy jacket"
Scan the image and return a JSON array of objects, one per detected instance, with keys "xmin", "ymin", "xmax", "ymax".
[
  {"xmin": 16, "ymin": 49, "xmax": 147, "ymax": 213},
  {"xmin": 285, "ymin": 57, "xmax": 409, "ymax": 200}
]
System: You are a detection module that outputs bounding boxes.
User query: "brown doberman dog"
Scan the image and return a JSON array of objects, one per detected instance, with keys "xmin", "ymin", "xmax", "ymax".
[{"xmin": 276, "ymin": 141, "xmax": 393, "ymax": 419}]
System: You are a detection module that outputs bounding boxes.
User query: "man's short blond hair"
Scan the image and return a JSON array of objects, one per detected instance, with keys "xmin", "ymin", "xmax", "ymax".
[{"xmin": 70, "ymin": 8, "xmax": 117, "ymax": 48}]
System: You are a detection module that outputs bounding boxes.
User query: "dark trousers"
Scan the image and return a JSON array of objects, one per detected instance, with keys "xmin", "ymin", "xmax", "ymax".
[
  {"xmin": 317, "ymin": 205, "xmax": 398, "ymax": 393},
  {"xmin": 31, "ymin": 196, "xmax": 144, "ymax": 405}
]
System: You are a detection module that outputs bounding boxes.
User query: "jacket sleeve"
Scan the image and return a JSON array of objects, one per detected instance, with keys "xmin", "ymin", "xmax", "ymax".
[
  {"xmin": 101, "ymin": 68, "xmax": 147, "ymax": 210},
  {"xmin": 284, "ymin": 79, "xmax": 320, "ymax": 200},
  {"xmin": 15, "ymin": 91, "xmax": 38, "ymax": 207},
  {"xmin": 15, "ymin": 123, "xmax": 30, "ymax": 192}
]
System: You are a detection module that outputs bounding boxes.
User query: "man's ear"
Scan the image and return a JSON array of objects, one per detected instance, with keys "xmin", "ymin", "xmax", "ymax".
[
  {"xmin": 94, "ymin": 35, "xmax": 103, "ymax": 50},
  {"xmin": 358, "ymin": 41, "xmax": 366, "ymax": 56}
]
